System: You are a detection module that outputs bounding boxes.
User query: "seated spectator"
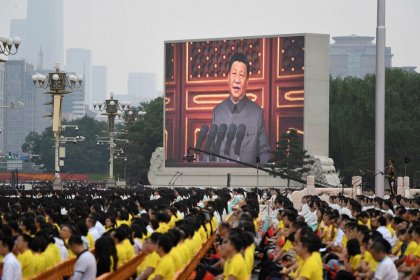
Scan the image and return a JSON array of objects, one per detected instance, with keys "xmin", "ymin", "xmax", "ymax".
[{"xmin": 68, "ymin": 234, "xmax": 97, "ymax": 280}]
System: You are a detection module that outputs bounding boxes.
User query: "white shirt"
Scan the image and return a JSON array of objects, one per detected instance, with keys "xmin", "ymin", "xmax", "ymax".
[
  {"xmin": 333, "ymin": 228, "xmax": 345, "ymax": 246},
  {"xmin": 376, "ymin": 226, "xmax": 395, "ymax": 247},
  {"xmin": 373, "ymin": 256, "xmax": 398, "ymax": 280},
  {"xmin": 305, "ymin": 209, "xmax": 318, "ymax": 227},
  {"xmin": 299, "ymin": 203, "xmax": 310, "ymax": 219},
  {"xmin": 95, "ymin": 221, "xmax": 106, "ymax": 236},
  {"xmin": 339, "ymin": 207, "xmax": 352, "ymax": 218},
  {"xmin": 88, "ymin": 227, "xmax": 101, "ymax": 242},
  {"xmin": 54, "ymin": 237, "xmax": 69, "ymax": 260},
  {"xmin": 2, "ymin": 252, "xmax": 22, "ymax": 280}
]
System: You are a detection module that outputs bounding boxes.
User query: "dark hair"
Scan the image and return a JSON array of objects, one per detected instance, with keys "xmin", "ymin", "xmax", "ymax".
[
  {"xmin": 0, "ymin": 236, "xmax": 15, "ymax": 252},
  {"xmin": 346, "ymin": 238, "xmax": 361, "ymax": 257},
  {"xmin": 370, "ymin": 238, "xmax": 391, "ymax": 254},
  {"xmin": 68, "ymin": 234, "xmax": 84, "ymax": 246},
  {"xmin": 95, "ymin": 236, "xmax": 118, "ymax": 275},
  {"xmin": 157, "ymin": 235, "xmax": 173, "ymax": 254},
  {"xmin": 377, "ymin": 216, "xmax": 387, "ymax": 227},
  {"xmin": 298, "ymin": 226, "xmax": 322, "ymax": 253},
  {"xmin": 229, "ymin": 53, "xmax": 250, "ymax": 76},
  {"xmin": 228, "ymin": 230, "xmax": 244, "ymax": 252},
  {"xmin": 149, "ymin": 232, "xmax": 162, "ymax": 244}
]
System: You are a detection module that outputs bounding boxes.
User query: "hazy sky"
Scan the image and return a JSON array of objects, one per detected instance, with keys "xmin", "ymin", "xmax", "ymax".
[{"xmin": 1, "ymin": 0, "xmax": 419, "ymax": 94}]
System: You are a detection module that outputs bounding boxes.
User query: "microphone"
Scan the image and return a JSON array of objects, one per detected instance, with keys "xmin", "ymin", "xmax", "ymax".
[
  {"xmin": 234, "ymin": 124, "xmax": 246, "ymax": 156},
  {"xmin": 203, "ymin": 124, "xmax": 218, "ymax": 153},
  {"xmin": 224, "ymin": 124, "xmax": 237, "ymax": 156},
  {"xmin": 211, "ymin": 124, "xmax": 227, "ymax": 161},
  {"xmin": 195, "ymin": 124, "xmax": 209, "ymax": 150}
]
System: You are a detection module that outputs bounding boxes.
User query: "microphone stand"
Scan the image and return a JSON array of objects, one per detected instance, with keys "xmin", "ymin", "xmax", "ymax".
[
  {"xmin": 168, "ymin": 172, "xmax": 179, "ymax": 186},
  {"xmin": 172, "ymin": 173, "xmax": 182, "ymax": 186},
  {"xmin": 188, "ymin": 147, "xmax": 337, "ymax": 189}
]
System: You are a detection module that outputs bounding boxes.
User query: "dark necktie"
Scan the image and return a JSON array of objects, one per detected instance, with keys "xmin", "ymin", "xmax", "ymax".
[{"xmin": 232, "ymin": 104, "xmax": 238, "ymax": 114}]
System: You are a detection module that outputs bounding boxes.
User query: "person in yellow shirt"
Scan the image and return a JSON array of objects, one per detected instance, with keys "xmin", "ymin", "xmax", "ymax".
[
  {"xmin": 152, "ymin": 235, "xmax": 175, "ymax": 280},
  {"xmin": 15, "ymin": 234, "xmax": 36, "ymax": 279},
  {"xmin": 294, "ymin": 226, "xmax": 323, "ymax": 280},
  {"xmin": 137, "ymin": 233, "xmax": 161, "ymax": 280},
  {"xmin": 111, "ymin": 227, "xmax": 133, "ymax": 266},
  {"xmin": 218, "ymin": 229, "xmax": 248, "ymax": 280},
  {"xmin": 346, "ymin": 238, "xmax": 362, "ymax": 272}
]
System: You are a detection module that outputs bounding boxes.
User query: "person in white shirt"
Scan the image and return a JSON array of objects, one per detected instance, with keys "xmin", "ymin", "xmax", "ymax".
[
  {"xmin": 376, "ymin": 216, "xmax": 395, "ymax": 247},
  {"xmin": 0, "ymin": 236, "xmax": 22, "ymax": 280},
  {"xmin": 370, "ymin": 238, "xmax": 398, "ymax": 280},
  {"xmin": 86, "ymin": 217, "xmax": 101, "ymax": 242},
  {"xmin": 69, "ymin": 235, "xmax": 97, "ymax": 280},
  {"xmin": 298, "ymin": 196, "xmax": 310, "ymax": 219}
]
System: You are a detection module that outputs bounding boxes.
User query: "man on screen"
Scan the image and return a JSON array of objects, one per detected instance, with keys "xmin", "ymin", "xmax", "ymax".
[{"xmin": 211, "ymin": 52, "xmax": 271, "ymax": 165}]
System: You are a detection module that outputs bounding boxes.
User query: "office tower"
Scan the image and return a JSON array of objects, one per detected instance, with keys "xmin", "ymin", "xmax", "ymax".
[
  {"xmin": 10, "ymin": 0, "xmax": 64, "ymax": 67},
  {"xmin": 92, "ymin": 65, "xmax": 107, "ymax": 103},
  {"xmin": 3, "ymin": 60, "xmax": 50, "ymax": 153},
  {"xmin": 66, "ymin": 48, "xmax": 91, "ymax": 112}
]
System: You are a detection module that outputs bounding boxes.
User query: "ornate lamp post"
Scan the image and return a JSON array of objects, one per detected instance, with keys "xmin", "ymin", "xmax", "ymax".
[
  {"xmin": 0, "ymin": 36, "xmax": 21, "ymax": 57},
  {"xmin": 93, "ymin": 93, "xmax": 132, "ymax": 188},
  {"xmin": 32, "ymin": 63, "xmax": 83, "ymax": 190}
]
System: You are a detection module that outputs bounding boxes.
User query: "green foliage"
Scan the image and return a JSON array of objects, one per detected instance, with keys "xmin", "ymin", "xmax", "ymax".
[
  {"xmin": 114, "ymin": 97, "xmax": 163, "ymax": 184},
  {"xmin": 22, "ymin": 98, "xmax": 163, "ymax": 184},
  {"xmin": 330, "ymin": 69, "xmax": 420, "ymax": 186},
  {"xmin": 273, "ymin": 129, "xmax": 313, "ymax": 187},
  {"xmin": 22, "ymin": 116, "xmax": 108, "ymax": 174}
]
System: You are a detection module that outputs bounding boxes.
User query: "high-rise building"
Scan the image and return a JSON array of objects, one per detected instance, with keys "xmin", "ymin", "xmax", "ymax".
[
  {"xmin": 330, "ymin": 35, "xmax": 393, "ymax": 78},
  {"xmin": 127, "ymin": 72, "xmax": 157, "ymax": 102},
  {"xmin": 0, "ymin": 63, "xmax": 5, "ymax": 153},
  {"xmin": 66, "ymin": 48, "xmax": 91, "ymax": 113},
  {"xmin": 92, "ymin": 65, "xmax": 107, "ymax": 103},
  {"xmin": 3, "ymin": 60, "xmax": 50, "ymax": 154},
  {"xmin": 10, "ymin": 0, "xmax": 64, "ymax": 67}
]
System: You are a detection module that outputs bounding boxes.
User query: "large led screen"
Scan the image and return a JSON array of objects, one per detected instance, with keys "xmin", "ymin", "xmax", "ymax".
[{"xmin": 165, "ymin": 35, "xmax": 304, "ymax": 167}]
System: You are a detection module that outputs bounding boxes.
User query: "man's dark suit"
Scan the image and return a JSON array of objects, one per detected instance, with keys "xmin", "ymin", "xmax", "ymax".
[{"xmin": 212, "ymin": 95, "xmax": 271, "ymax": 164}]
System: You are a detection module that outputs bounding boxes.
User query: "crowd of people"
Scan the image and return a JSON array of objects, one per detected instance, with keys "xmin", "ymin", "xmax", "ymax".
[{"xmin": 0, "ymin": 185, "xmax": 418, "ymax": 280}]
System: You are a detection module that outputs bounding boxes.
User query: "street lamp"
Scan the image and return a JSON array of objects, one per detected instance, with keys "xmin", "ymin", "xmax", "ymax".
[
  {"xmin": 93, "ymin": 92, "xmax": 132, "ymax": 188},
  {"xmin": 32, "ymin": 63, "xmax": 83, "ymax": 190},
  {"xmin": 0, "ymin": 101, "xmax": 24, "ymax": 109},
  {"xmin": 0, "ymin": 36, "xmax": 21, "ymax": 56}
]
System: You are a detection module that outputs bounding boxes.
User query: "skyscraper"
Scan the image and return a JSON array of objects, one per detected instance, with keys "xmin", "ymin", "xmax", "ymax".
[
  {"xmin": 66, "ymin": 48, "xmax": 91, "ymax": 111},
  {"xmin": 127, "ymin": 72, "xmax": 157, "ymax": 102},
  {"xmin": 10, "ymin": 0, "xmax": 64, "ymax": 67},
  {"xmin": 0, "ymin": 63, "xmax": 5, "ymax": 153},
  {"xmin": 3, "ymin": 60, "xmax": 50, "ymax": 154},
  {"xmin": 92, "ymin": 65, "xmax": 107, "ymax": 103},
  {"xmin": 330, "ymin": 35, "xmax": 393, "ymax": 78}
]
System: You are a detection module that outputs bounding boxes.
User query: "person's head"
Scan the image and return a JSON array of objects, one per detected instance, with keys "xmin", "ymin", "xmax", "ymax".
[
  {"xmin": 156, "ymin": 235, "xmax": 173, "ymax": 257},
  {"xmin": 228, "ymin": 53, "xmax": 250, "ymax": 102},
  {"xmin": 346, "ymin": 238, "xmax": 361, "ymax": 257},
  {"xmin": 68, "ymin": 234, "xmax": 86, "ymax": 255},
  {"xmin": 411, "ymin": 225, "xmax": 420, "ymax": 242},
  {"xmin": 388, "ymin": 159, "xmax": 394, "ymax": 165},
  {"xmin": 60, "ymin": 224, "xmax": 73, "ymax": 240},
  {"xmin": 369, "ymin": 238, "xmax": 391, "ymax": 262},
  {"xmin": 86, "ymin": 216, "xmax": 96, "ymax": 229},
  {"xmin": 295, "ymin": 226, "xmax": 322, "ymax": 258},
  {"xmin": 105, "ymin": 216, "xmax": 116, "ymax": 228},
  {"xmin": 0, "ymin": 236, "xmax": 15, "ymax": 256},
  {"xmin": 15, "ymin": 234, "xmax": 31, "ymax": 253},
  {"xmin": 218, "ymin": 222, "xmax": 230, "ymax": 238},
  {"xmin": 221, "ymin": 230, "xmax": 244, "ymax": 258}
]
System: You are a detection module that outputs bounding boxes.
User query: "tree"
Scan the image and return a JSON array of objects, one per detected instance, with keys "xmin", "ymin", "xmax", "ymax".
[
  {"xmin": 114, "ymin": 97, "xmax": 163, "ymax": 185},
  {"xmin": 273, "ymin": 129, "xmax": 313, "ymax": 189},
  {"xmin": 329, "ymin": 69, "xmax": 420, "ymax": 187},
  {"xmin": 22, "ymin": 116, "xmax": 108, "ymax": 174}
]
